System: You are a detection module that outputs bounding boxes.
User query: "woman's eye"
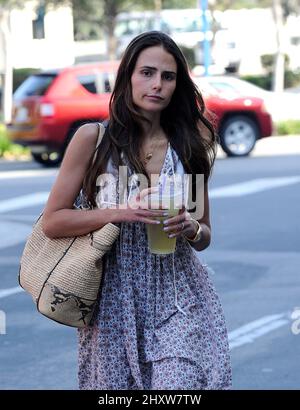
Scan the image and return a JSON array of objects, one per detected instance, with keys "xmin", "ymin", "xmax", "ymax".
[
  {"xmin": 163, "ymin": 73, "xmax": 175, "ymax": 81},
  {"xmin": 142, "ymin": 70, "xmax": 151, "ymax": 77}
]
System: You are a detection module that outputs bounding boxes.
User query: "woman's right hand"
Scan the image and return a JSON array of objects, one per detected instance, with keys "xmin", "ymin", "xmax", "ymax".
[{"xmin": 111, "ymin": 187, "xmax": 167, "ymax": 225}]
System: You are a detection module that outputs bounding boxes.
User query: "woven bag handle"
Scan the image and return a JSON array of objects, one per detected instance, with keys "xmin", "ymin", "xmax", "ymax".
[{"xmin": 92, "ymin": 122, "xmax": 106, "ymax": 165}]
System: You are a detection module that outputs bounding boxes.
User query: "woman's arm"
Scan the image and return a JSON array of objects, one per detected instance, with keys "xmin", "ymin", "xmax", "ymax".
[
  {"xmin": 42, "ymin": 123, "xmax": 116, "ymax": 239},
  {"xmin": 162, "ymin": 183, "xmax": 212, "ymax": 252},
  {"xmin": 188, "ymin": 183, "xmax": 211, "ymax": 252},
  {"xmin": 42, "ymin": 123, "xmax": 166, "ymax": 239}
]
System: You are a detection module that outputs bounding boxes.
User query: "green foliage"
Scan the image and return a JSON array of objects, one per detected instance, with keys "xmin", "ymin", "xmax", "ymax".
[
  {"xmin": 211, "ymin": 0, "xmax": 270, "ymax": 12},
  {"xmin": 0, "ymin": 124, "xmax": 10, "ymax": 156},
  {"xmin": 13, "ymin": 68, "xmax": 40, "ymax": 92},
  {"xmin": 179, "ymin": 45, "xmax": 196, "ymax": 68},
  {"xmin": 0, "ymin": 124, "xmax": 30, "ymax": 158},
  {"xmin": 284, "ymin": 69, "xmax": 300, "ymax": 88},
  {"xmin": 162, "ymin": 0, "xmax": 196, "ymax": 9},
  {"xmin": 276, "ymin": 120, "xmax": 300, "ymax": 135},
  {"xmin": 261, "ymin": 53, "xmax": 290, "ymax": 73},
  {"xmin": 212, "ymin": 0, "xmax": 300, "ymax": 15},
  {"xmin": 241, "ymin": 74, "xmax": 272, "ymax": 90},
  {"xmin": 242, "ymin": 69, "xmax": 300, "ymax": 91}
]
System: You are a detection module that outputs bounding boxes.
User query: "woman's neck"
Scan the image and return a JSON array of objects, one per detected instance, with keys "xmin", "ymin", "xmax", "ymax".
[{"xmin": 140, "ymin": 112, "xmax": 163, "ymax": 140}]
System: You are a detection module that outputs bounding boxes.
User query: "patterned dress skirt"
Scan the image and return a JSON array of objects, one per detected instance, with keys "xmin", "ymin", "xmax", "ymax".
[{"xmin": 77, "ymin": 220, "xmax": 232, "ymax": 390}]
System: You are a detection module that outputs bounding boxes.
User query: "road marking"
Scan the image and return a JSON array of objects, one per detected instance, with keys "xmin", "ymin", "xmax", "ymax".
[
  {"xmin": 0, "ymin": 169, "xmax": 57, "ymax": 180},
  {"xmin": 0, "ymin": 221, "xmax": 33, "ymax": 249},
  {"xmin": 0, "ymin": 175, "xmax": 299, "ymax": 213},
  {"xmin": 0, "ymin": 192, "xmax": 49, "ymax": 213},
  {"xmin": 0, "ymin": 286, "xmax": 24, "ymax": 299},
  {"xmin": 0, "ymin": 286, "xmax": 292, "ymax": 351},
  {"xmin": 210, "ymin": 176, "xmax": 300, "ymax": 198},
  {"xmin": 228, "ymin": 313, "xmax": 289, "ymax": 350},
  {"xmin": 0, "ymin": 175, "xmax": 299, "ymax": 249},
  {"xmin": 1, "ymin": 214, "xmax": 37, "ymax": 223}
]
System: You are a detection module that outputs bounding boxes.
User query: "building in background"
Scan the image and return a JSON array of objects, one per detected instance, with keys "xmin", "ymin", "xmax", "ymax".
[
  {"xmin": 5, "ymin": 0, "xmax": 74, "ymax": 70},
  {"xmin": 219, "ymin": 8, "xmax": 300, "ymax": 76}
]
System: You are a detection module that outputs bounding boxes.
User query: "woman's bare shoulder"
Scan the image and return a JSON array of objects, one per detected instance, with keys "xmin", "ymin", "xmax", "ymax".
[
  {"xmin": 72, "ymin": 122, "xmax": 100, "ymax": 144},
  {"xmin": 65, "ymin": 122, "xmax": 102, "ymax": 163},
  {"xmin": 42, "ymin": 123, "xmax": 101, "ymax": 216}
]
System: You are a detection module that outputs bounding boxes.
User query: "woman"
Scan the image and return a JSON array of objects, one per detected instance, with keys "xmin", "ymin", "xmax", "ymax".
[{"xmin": 42, "ymin": 31, "xmax": 232, "ymax": 390}]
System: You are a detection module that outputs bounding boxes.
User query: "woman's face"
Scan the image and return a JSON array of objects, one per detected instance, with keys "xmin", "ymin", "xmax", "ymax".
[{"xmin": 130, "ymin": 46, "xmax": 177, "ymax": 117}]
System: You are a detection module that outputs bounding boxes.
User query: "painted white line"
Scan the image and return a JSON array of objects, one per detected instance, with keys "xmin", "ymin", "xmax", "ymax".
[
  {"xmin": 210, "ymin": 176, "xmax": 300, "ymax": 198},
  {"xmin": 228, "ymin": 313, "xmax": 289, "ymax": 350},
  {"xmin": 0, "ymin": 192, "xmax": 48, "ymax": 213},
  {"xmin": 0, "ymin": 169, "xmax": 57, "ymax": 180},
  {"xmin": 0, "ymin": 175, "xmax": 299, "ymax": 216},
  {"xmin": 1, "ymin": 214, "xmax": 37, "ymax": 223},
  {"xmin": 0, "ymin": 286, "xmax": 24, "ymax": 299},
  {"xmin": 0, "ymin": 287, "xmax": 291, "ymax": 352}
]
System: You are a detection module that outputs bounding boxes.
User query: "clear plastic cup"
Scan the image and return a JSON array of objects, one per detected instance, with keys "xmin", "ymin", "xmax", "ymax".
[{"xmin": 144, "ymin": 190, "xmax": 184, "ymax": 255}]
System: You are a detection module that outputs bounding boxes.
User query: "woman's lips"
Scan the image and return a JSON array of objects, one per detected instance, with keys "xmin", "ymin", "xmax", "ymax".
[{"xmin": 145, "ymin": 95, "xmax": 164, "ymax": 101}]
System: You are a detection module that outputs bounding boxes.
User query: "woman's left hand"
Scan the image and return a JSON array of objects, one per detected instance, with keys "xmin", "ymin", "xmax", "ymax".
[{"xmin": 162, "ymin": 205, "xmax": 197, "ymax": 240}]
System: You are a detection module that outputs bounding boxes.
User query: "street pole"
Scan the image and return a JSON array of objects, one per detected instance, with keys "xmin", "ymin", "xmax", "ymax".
[
  {"xmin": 200, "ymin": 0, "xmax": 211, "ymax": 76},
  {"xmin": 272, "ymin": 0, "xmax": 285, "ymax": 92},
  {"xmin": 0, "ymin": 10, "xmax": 13, "ymax": 124}
]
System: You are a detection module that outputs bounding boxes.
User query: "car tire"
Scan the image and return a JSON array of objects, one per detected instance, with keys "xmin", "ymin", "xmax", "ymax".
[
  {"xmin": 31, "ymin": 151, "xmax": 64, "ymax": 167},
  {"xmin": 219, "ymin": 115, "xmax": 259, "ymax": 157}
]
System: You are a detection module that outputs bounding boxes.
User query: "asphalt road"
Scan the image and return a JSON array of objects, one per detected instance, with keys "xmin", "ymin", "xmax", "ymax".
[{"xmin": 0, "ymin": 144, "xmax": 299, "ymax": 390}]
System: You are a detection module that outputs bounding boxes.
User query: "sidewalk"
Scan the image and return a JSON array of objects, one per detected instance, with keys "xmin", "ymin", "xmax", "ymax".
[{"xmin": 216, "ymin": 135, "xmax": 300, "ymax": 158}]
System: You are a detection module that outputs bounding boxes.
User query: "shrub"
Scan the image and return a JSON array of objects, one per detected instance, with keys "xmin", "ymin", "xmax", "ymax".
[
  {"xmin": 241, "ymin": 74, "xmax": 272, "ymax": 90},
  {"xmin": 0, "ymin": 124, "xmax": 30, "ymax": 158},
  {"xmin": 0, "ymin": 125, "xmax": 11, "ymax": 156},
  {"xmin": 276, "ymin": 120, "xmax": 300, "ymax": 135}
]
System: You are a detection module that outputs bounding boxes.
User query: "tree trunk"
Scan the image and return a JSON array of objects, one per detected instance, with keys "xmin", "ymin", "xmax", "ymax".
[
  {"xmin": 103, "ymin": 0, "xmax": 118, "ymax": 60},
  {"xmin": 0, "ymin": 10, "xmax": 13, "ymax": 123},
  {"xmin": 272, "ymin": 0, "xmax": 285, "ymax": 92}
]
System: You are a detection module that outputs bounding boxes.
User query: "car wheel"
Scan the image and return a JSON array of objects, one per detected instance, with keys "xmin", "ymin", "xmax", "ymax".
[
  {"xmin": 219, "ymin": 115, "xmax": 259, "ymax": 157},
  {"xmin": 31, "ymin": 151, "xmax": 64, "ymax": 167}
]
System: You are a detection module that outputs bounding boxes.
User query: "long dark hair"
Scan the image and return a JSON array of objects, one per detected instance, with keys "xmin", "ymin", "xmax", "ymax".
[{"xmin": 83, "ymin": 31, "xmax": 218, "ymax": 207}]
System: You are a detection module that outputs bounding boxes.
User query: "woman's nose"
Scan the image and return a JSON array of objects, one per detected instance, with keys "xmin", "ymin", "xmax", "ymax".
[{"xmin": 152, "ymin": 74, "xmax": 162, "ymax": 90}]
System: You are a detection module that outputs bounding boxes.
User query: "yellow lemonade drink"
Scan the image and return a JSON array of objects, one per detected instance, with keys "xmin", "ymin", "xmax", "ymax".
[{"xmin": 145, "ymin": 192, "xmax": 183, "ymax": 255}]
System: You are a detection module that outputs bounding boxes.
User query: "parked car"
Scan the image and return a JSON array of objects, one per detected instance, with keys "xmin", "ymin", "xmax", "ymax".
[
  {"xmin": 6, "ymin": 61, "xmax": 119, "ymax": 166},
  {"xmin": 7, "ymin": 63, "xmax": 273, "ymax": 166},
  {"xmin": 193, "ymin": 75, "xmax": 273, "ymax": 156},
  {"xmin": 198, "ymin": 75, "xmax": 300, "ymax": 122}
]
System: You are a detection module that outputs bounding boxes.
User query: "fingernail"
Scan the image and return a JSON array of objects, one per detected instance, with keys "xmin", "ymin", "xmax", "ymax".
[
  {"xmin": 163, "ymin": 227, "xmax": 169, "ymax": 231},
  {"xmin": 163, "ymin": 212, "xmax": 169, "ymax": 216},
  {"xmin": 155, "ymin": 220, "xmax": 161, "ymax": 224},
  {"xmin": 163, "ymin": 219, "xmax": 169, "ymax": 225},
  {"xmin": 168, "ymin": 234, "xmax": 175, "ymax": 238}
]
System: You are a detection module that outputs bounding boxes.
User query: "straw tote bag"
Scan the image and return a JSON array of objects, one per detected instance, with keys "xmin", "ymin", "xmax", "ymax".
[{"xmin": 18, "ymin": 123, "xmax": 120, "ymax": 328}]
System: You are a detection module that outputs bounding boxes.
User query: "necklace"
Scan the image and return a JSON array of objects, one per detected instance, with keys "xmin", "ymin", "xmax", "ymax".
[{"xmin": 143, "ymin": 133, "xmax": 167, "ymax": 165}]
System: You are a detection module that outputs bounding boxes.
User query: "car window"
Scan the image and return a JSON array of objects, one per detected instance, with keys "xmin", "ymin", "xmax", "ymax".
[
  {"xmin": 209, "ymin": 82, "xmax": 236, "ymax": 93},
  {"xmin": 208, "ymin": 81, "xmax": 241, "ymax": 98},
  {"xmin": 77, "ymin": 74, "xmax": 98, "ymax": 94},
  {"xmin": 192, "ymin": 77, "xmax": 217, "ymax": 97},
  {"xmin": 14, "ymin": 74, "xmax": 56, "ymax": 98},
  {"xmin": 77, "ymin": 72, "xmax": 116, "ymax": 94}
]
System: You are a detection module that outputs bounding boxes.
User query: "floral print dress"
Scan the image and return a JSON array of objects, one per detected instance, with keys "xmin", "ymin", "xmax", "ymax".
[{"xmin": 76, "ymin": 142, "xmax": 232, "ymax": 390}]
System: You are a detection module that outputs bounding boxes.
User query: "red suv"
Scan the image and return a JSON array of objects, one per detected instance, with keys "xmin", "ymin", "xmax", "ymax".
[
  {"xmin": 7, "ymin": 61, "xmax": 119, "ymax": 166},
  {"xmin": 7, "ymin": 62, "xmax": 272, "ymax": 166}
]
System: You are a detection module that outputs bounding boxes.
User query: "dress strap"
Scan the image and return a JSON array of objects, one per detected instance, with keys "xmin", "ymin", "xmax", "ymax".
[{"xmin": 92, "ymin": 122, "xmax": 106, "ymax": 165}]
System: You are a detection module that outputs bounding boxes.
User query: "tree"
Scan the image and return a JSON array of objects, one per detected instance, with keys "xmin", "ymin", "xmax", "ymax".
[
  {"xmin": 210, "ymin": 0, "xmax": 300, "ymax": 91},
  {"xmin": 54, "ymin": 0, "xmax": 196, "ymax": 57}
]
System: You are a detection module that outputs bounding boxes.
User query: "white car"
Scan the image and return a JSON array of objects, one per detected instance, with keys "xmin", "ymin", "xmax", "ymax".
[{"xmin": 196, "ymin": 75, "xmax": 299, "ymax": 122}]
